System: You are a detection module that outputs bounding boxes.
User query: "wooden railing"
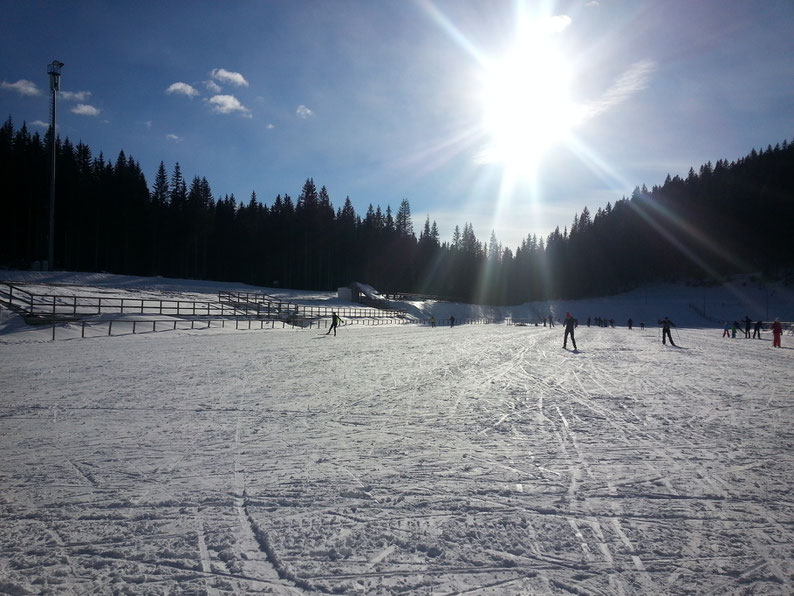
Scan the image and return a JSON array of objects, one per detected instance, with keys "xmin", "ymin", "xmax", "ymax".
[
  {"xmin": 0, "ymin": 282, "xmax": 36, "ymax": 315},
  {"xmin": 43, "ymin": 314, "xmax": 417, "ymax": 341},
  {"xmin": 218, "ymin": 291, "xmax": 406, "ymax": 318}
]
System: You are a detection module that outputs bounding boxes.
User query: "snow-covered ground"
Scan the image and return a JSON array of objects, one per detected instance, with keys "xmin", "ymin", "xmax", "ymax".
[{"xmin": 1, "ymin": 271, "xmax": 793, "ymax": 595}]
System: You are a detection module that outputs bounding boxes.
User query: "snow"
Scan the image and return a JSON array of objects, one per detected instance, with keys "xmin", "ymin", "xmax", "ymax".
[{"xmin": 1, "ymin": 270, "xmax": 793, "ymax": 594}]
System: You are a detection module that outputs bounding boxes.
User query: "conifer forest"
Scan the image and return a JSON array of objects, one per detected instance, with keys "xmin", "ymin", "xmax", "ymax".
[{"xmin": 1, "ymin": 116, "xmax": 792, "ymax": 304}]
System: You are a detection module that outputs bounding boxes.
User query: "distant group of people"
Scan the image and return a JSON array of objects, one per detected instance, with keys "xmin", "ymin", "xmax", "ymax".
[
  {"xmin": 557, "ymin": 312, "xmax": 676, "ymax": 350},
  {"xmin": 587, "ymin": 316, "xmax": 615, "ymax": 328},
  {"xmin": 722, "ymin": 316, "xmax": 784, "ymax": 347},
  {"xmin": 327, "ymin": 308, "xmax": 785, "ymax": 349}
]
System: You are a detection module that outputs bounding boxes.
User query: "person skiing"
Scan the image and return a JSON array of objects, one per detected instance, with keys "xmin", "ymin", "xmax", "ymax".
[
  {"xmin": 563, "ymin": 312, "xmax": 577, "ymax": 351},
  {"xmin": 744, "ymin": 316, "xmax": 752, "ymax": 338},
  {"xmin": 627, "ymin": 317, "xmax": 633, "ymax": 330},
  {"xmin": 771, "ymin": 318, "xmax": 783, "ymax": 348},
  {"xmin": 548, "ymin": 315, "xmax": 554, "ymax": 328},
  {"xmin": 449, "ymin": 315, "xmax": 455, "ymax": 328},
  {"xmin": 430, "ymin": 316, "xmax": 436, "ymax": 328},
  {"xmin": 658, "ymin": 316, "xmax": 676, "ymax": 346},
  {"xmin": 753, "ymin": 319, "xmax": 763, "ymax": 339},
  {"xmin": 722, "ymin": 321, "xmax": 731, "ymax": 338},
  {"xmin": 326, "ymin": 311, "xmax": 343, "ymax": 336}
]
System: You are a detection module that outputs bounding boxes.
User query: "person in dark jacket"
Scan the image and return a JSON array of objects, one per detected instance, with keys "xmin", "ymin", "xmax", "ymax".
[
  {"xmin": 563, "ymin": 312, "xmax": 577, "ymax": 351},
  {"xmin": 744, "ymin": 316, "xmax": 752, "ymax": 338},
  {"xmin": 753, "ymin": 319, "xmax": 763, "ymax": 339},
  {"xmin": 326, "ymin": 311, "xmax": 343, "ymax": 336},
  {"xmin": 658, "ymin": 316, "xmax": 676, "ymax": 346}
]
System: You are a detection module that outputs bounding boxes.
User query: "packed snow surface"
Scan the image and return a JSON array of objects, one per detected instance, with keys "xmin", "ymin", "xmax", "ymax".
[{"xmin": 1, "ymin": 271, "xmax": 793, "ymax": 595}]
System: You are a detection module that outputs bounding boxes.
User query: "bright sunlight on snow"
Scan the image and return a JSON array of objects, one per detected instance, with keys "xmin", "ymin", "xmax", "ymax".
[{"xmin": 1, "ymin": 271, "xmax": 793, "ymax": 594}]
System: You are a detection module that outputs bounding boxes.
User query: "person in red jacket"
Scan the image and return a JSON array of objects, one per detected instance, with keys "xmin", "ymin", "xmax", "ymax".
[{"xmin": 771, "ymin": 318, "xmax": 783, "ymax": 348}]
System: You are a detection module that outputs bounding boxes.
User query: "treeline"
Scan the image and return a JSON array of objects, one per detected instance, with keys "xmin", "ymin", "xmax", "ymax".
[{"xmin": 1, "ymin": 116, "xmax": 792, "ymax": 303}]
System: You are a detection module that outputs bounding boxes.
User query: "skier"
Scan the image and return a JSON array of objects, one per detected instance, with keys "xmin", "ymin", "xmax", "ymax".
[
  {"xmin": 548, "ymin": 315, "xmax": 554, "ymax": 328},
  {"xmin": 722, "ymin": 322, "xmax": 731, "ymax": 338},
  {"xmin": 627, "ymin": 317, "xmax": 633, "ymax": 330},
  {"xmin": 430, "ymin": 316, "xmax": 436, "ymax": 328},
  {"xmin": 640, "ymin": 322, "xmax": 645, "ymax": 331},
  {"xmin": 450, "ymin": 315, "xmax": 455, "ymax": 328},
  {"xmin": 326, "ymin": 311, "xmax": 343, "ymax": 336},
  {"xmin": 771, "ymin": 318, "xmax": 783, "ymax": 348},
  {"xmin": 658, "ymin": 316, "xmax": 676, "ymax": 346},
  {"xmin": 744, "ymin": 316, "xmax": 752, "ymax": 338},
  {"xmin": 753, "ymin": 319, "xmax": 763, "ymax": 339},
  {"xmin": 731, "ymin": 321, "xmax": 738, "ymax": 339},
  {"xmin": 563, "ymin": 312, "xmax": 577, "ymax": 351},
  {"xmin": 587, "ymin": 316, "xmax": 591, "ymax": 327}
]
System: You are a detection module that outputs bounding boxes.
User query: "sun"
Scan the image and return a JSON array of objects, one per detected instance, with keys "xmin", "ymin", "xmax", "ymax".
[{"xmin": 478, "ymin": 25, "xmax": 581, "ymax": 175}]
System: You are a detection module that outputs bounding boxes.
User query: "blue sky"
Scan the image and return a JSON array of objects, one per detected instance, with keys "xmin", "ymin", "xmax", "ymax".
[{"xmin": 2, "ymin": 1, "xmax": 792, "ymax": 250}]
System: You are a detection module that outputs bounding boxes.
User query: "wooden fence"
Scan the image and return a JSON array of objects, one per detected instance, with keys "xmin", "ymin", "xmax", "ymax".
[
  {"xmin": 218, "ymin": 290, "xmax": 406, "ymax": 318},
  {"xmin": 0, "ymin": 282, "xmax": 406, "ymax": 321},
  {"xmin": 44, "ymin": 314, "xmax": 417, "ymax": 341}
]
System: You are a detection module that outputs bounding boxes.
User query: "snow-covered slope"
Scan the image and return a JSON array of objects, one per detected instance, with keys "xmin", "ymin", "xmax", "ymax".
[{"xmin": 1, "ymin": 271, "xmax": 793, "ymax": 594}]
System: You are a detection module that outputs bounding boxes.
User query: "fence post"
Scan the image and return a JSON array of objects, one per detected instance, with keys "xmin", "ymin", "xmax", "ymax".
[
  {"xmin": 133, "ymin": 321, "xmax": 137, "ymax": 334},
  {"xmin": 153, "ymin": 321, "xmax": 156, "ymax": 332},
  {"xmin": 82, "ymin": 321, "xmax": 86, "ymax": 338},
  {"xmin": 108, "ymin": 321, "xmax": 113, "ymax": 336},
  {"xmin": 52, "ymin": 323, "xmax": 55, "ymax": 341}
]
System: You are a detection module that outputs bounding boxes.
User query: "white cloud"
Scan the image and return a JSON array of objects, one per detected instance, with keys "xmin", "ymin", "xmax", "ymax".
[
  {"xmin": 582, "ymin": 60, "xmax": 657, "ymax": 120},
  {"xmin": 210, "ymin": 68, "xmax": 249, "ymax": 87},
  {"xmin": 166, "ymin": 133, "xmax": 183, "ymax": 143},
  {"xmin": 31, "ymin": 120, "xmax": 50, "ymax": 128},
  {"xmin": 586, "ymin": 1, "xmax": 600, "ymax": 7},
  {"xmin": 166, "ymin": 82, "xmax": 199, "ymax": 97},
  {"xmin": 59, "ymin": 90, "xmax": 92, "ymax": 102},
  {"xmin": 71, "ymin": 104, "xmax": 101, "ymax": 116},
  {"xmin": 206, "ymin": 94, "xmax": 251, "ymax": 116},
  {"xmin": 266, "ymin": 123, "xmax": 275, "ymax": 130},
  {"xmin": 296, "ymin": 105, "xmax": 314, "ymax": 119},
  {"xmin": 1, "ymin": 79, "xmax": 41, "ymax": 96},
  {"xmin": 204, "ymin": 80, "xmax": 222, "ymax": 93}
]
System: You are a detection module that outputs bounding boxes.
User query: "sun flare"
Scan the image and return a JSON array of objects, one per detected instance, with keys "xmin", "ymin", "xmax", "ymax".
[{"xmin": 479, "ymin": 24, "xmax": 581, "ymax": 175}]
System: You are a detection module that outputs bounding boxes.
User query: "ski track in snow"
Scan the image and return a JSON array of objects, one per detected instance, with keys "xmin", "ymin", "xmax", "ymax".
[{"xmin": 1, "ymin": 315, "xmax": 793, "ymax": 594}]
